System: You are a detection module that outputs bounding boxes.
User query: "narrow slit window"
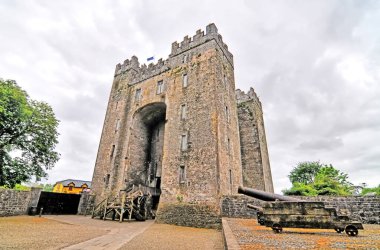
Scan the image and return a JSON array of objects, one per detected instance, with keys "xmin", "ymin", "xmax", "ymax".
[
  {"xmin": 229, "ymin": 169, "xmax": 232, "ymax": 191},
  {"xmin": 180, "ymin": 104, "xmax": 187, "ymax": 120},
  {"xmin": 181, "ymin": 134, "xmax": 188, "ymax": 151},
  {"xmin": 183, "ymin": 54, "xmax": 188, "ymax": 63},
  {"xmin": 227, "ymin": 138, "xmax": 230, "ymax": 152},
  {"xmin": 225, "ymin": 106, "xmax": 230, "ymax": 122},
  {"xmin": 115, "ymin": 119, "xmax": 120, "ymax": 132},
  {"xmin": 179, "ymin": 166, "xmax": 186, "ymax": 183},
  {"xmin": 135, "ymin": 88, "xmax": 141, "ymax": 102},
  {"xmin": 110, "ymin": 145, "xmax": 115, "ymax": 158},
  {"xmin": 105, "ymin": 174, "xmax": 110, "ymax": 187},
  {"xmin": 157, "ymin": 80, "xmax": 164, "ymax": 94},
  {"xmin": 183, "ymin": 74, "xmax": 188, "ymax": 87}
]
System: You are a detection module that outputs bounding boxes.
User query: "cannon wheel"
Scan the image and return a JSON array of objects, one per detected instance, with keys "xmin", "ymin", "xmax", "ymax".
[
  {"xmin": 334, "ymin": 228, "xmax": 344, "ymax": 233},
  {"xmin": 272, "ymin": 223, "xmax": 283, "ymax": 233},
  {"xmin": 258, "ymin": 218, "xmax": 265, "ymax": 225},
  {"xmin": 345, "ymin": 225, "xmax": 358, "ymax": 237}
]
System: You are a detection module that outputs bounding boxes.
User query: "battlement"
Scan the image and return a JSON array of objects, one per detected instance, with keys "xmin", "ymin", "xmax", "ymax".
[
  {"xmin": 170, "ymin": 23, "xmax": 233, "ymax": 65},
  {"xmin": 236, "ymin": 88, "xmax": 262, "ymax": 107},
  {"xmin": 114, "ymin": 24, "xmax": 234, "ymax": 84}
]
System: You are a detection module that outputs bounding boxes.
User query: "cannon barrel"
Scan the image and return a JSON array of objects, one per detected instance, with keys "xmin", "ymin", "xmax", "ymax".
[{"xmin": 238, "ymin": 186, "xmax": 302, "ymax": 202}]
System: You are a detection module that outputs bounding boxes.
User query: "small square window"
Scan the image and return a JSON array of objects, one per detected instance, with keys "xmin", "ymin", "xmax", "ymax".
[
  {"xmin": 157, "ymin": 80, "xmax": 164, "ymax": 94},
  {"xmin": 135, "ymin": 88, "xmax": 141, "ymax": 102},
  {"xmin": 183, "ymin": 74, "xmax": 188, "ymax": 88}
]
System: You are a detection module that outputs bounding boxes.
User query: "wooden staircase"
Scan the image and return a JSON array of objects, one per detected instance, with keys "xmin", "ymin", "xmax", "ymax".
[{"xmin": 91, "ymin": 185, "xmax": 152, "ymax": 222}]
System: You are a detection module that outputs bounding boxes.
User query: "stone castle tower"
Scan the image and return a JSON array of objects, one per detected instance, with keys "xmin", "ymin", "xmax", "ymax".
[{"xmin": 91, "ymin": 23, "xmax": 273, "ymax": 227}]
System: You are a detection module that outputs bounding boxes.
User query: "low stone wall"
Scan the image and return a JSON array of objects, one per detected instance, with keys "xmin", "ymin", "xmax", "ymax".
[
  {"xmin": 296, "ymin": 195, "xmax": 380, "ymax": 224},
  {"xmin": 156, "ymin": 202, "xmax": 221, "ymax": 229},
  {"xmin": 220, "ymin": 194, "xmax": 380, "ymax": 224},
  {"xmin": 221, "ymin": 195, "xmax": 261, "ymax": 218},
  {"xmin": 77, "ymin": 193, "xmax": 96, "ymax": 215},
  {"xmin": 0, "ymin": 188, "xmax": 31, "ymax": 216},
  {"xmin": 0, "ymin": 187, "xmax": 43, "ymax": 216}
]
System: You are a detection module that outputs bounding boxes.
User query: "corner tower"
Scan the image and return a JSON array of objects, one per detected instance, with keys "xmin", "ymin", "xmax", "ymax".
[{"xmin": 236, "ymin": 88, "xmax": 274, "ymax": 192}]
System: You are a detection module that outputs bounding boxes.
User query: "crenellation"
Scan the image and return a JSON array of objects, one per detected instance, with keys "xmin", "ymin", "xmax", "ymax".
[
  {"xmin": 115, "ymin": 24, "xmax": 234, "ymax": 83},
  {"xmin": 206, "ymin": 23, "xmax": 218, "ymax": 34},
  {"xmin": 236, "ymin": 88, "xmax": 262, "ymax": 108}
]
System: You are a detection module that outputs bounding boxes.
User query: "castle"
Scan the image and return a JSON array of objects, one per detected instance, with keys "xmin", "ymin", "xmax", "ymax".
[{"xmin": 91, "ymin": 23, "xmax": 273, "ymax": 227}]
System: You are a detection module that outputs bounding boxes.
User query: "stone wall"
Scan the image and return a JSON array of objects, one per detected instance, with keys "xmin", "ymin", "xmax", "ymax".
[
  {"xmin": 77, "ymin": 192, "xmax": 96, "ymax": 215},
  {"xmin": 0, "ymin": 188, "xmax": 32, "ymax": 216},
  {"xmin": 220, "ymin": 195, "xmax": 380, "ymax": 224},
  {"xmin": 156, "ymin": 202, "xmax": 221, "ymax": 229},
  {"xmin": 221, "ymin": 195, "xmax": 261, "ymax": 218},
  {"xmin": 296, "ymin": 195, "xmax": 380, "ymax": 224}
]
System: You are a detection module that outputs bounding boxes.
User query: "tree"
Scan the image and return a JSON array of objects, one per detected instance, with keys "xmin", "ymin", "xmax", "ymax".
[
  {"xmin": 361, "ymin": 184, "xmax": 380, "ymax": 196},
  {"xmin": 0, "ymin": 79, "xmax": 59, "ymax": 188},
  {"xmin": 288, "ymin": 161, "xmax": 323, "ymax": 184},
  {"xmin": 283, "ymin": 161, "xmax": 353, "ymax": 196}
]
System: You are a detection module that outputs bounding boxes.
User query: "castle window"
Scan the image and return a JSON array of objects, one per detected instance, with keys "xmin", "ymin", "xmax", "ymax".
[
  {"xmin": 229, "ymin": 169, "xmax": 233, "ymax": 192},
  {"xmin": 183, "ymin": 54, "xmax": 188, "ymax": 63},
  {"xmin": 157, "ymin": 80, "xmax": 164, "ymax": 94},
  {"xmin": 181, "ymin": 134, "xmax": 188, "ymax": 151},
  {"xmin": 135, "ymin": 88, "xmax": 141, "ymax": 101},
  {"xmin": 179, "ymin": 165, "xmax": 186, "ymax": 183},
  {"xmin": 223, "ymin": 75, "xmax": 227, "ymax": 87},
  {"xmin": 225, "ymin": 106, "xmax": 230, "ymax": 122},
  {"xmin": 110, "ymin": 145, "xmax": 115, "ymax": 158},
  {"xmin": 183, "ymin": 74, "xmax": 188, "ymax": 87},
  {"xmin": 105, "ymin": 174, "xmax": 110, "ymax": 187},
  {"xmin": 227, "ymin": 138, "xmax": 230, "ymax": 152},
  {"xmin": 115, "ymin": 119, "xmax": 120, "ymax": 132},
  {"xmin": 180, "ymin": 104, "xmax": 187, "ymax": 120}
]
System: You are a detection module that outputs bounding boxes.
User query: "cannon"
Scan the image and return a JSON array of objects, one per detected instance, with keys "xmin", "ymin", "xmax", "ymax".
[{"xmin": 238, "ymin": 186, "xmax": 363, "ymax": 236}]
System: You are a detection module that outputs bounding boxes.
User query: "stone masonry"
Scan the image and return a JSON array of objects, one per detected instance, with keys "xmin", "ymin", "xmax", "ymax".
[
  {"xmin": 221, "ymin": 195, "xmax": 380, "ymax": 224},
  {"xmin": 0, "ymin": 187, "xmax": 42, "ymax": 216},
  {"xmin": 91, "ymin": 23, "xmax": 274, "ymax": 227}
]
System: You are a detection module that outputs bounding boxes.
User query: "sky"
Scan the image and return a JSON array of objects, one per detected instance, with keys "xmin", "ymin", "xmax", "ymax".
[{"xmin": 1, "ymin": 0, "xmax": 379, "ymax": 193}]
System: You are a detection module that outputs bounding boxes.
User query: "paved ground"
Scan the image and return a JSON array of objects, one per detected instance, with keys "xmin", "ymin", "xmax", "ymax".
[
  {"xmin": 0, "ymin": 216, "xmax": 107, "ymax": 250},
  {"xmin": 119, "ymin": 222, "xmax": 224, "ymax": 250},
  {"xmin": 226, "ymin": 218, "xmax": 380, "ymax": 249},
  {"xmin": 45, "ymin": 215, "xmax": 154, "ymax": 250},
  {"xmin": 0, "ymin": 215, "xmax": 224, "ymax": 250}
]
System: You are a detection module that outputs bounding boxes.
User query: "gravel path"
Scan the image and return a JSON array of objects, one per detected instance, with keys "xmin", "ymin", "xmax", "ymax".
[
  {"xmin": 0, "ymin": 216, "xmax": 107, "ymax": 250},
  {"xmin": 119, "ymin": 222, "xmax": 224, "ymax": 250},
  {"xmin": 227, "ymin": 218, "xmax": 380, "ymax": 249}
]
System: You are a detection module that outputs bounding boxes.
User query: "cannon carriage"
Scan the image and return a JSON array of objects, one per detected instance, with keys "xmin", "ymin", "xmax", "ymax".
[{"xmin": 238, "ymin": 186, "xmax": 363, "ymax": 236}]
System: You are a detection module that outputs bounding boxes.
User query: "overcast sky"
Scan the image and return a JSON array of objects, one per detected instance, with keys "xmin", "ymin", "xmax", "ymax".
[{"xmin": 1, "ymin": 0, "xmax": 379, "ymax": 193}]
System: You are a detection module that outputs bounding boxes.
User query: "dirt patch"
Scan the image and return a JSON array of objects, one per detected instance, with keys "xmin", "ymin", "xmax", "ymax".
[
  {"xmin": 119, "ymin": 222, "xmax": 224, "ymax": 250},
  {"xmin": 228, "ymin": 218, "xmax": 380, "ymax": 249},
  {"xmin": 0, "ymin": 216, "xmax": 107, "ymax": 250}
]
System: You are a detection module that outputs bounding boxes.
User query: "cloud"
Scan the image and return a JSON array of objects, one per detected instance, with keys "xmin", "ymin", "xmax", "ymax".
[{"xmin": 0, "ymin": 0, "xmax": 379, "ymax": 193}]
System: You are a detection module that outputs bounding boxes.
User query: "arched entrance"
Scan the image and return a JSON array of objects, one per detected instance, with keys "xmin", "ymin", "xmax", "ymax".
[{"xmin": 126, "ymin": 102, "xmax": 166, "ymax": 212}]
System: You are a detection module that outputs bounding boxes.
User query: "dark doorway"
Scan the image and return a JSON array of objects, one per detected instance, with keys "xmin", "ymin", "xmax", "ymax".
[{"xmin": 37, "ymin": 191, "xmax": 81, "ymax": 215}]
